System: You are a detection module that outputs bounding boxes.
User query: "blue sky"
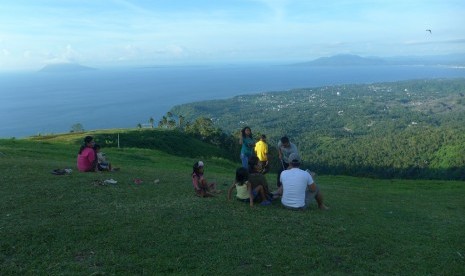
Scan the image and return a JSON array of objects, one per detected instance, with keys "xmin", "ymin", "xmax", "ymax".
[{"xmin": 1, "ymin": 0, "xmax": 464, "ymax": 70}]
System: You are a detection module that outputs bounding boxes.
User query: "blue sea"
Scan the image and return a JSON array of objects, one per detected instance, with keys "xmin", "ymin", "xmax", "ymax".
[{"xmin": 1, "ymin": 64, "xmax": 465, "ymax": 138}]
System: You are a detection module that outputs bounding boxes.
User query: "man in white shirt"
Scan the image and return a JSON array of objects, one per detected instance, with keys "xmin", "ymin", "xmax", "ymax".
[
  {"xmin": 276, "ymin": 136, "xmax": 299, "ymax": 187},
  {"xmin": 279, "ymin": 152, "xmax": 328, "ymax": 210}
]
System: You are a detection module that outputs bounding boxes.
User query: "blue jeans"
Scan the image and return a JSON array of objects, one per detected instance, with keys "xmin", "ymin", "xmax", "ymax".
[{"xmin": 240, "ymin": 153, "xmax": 249, "ymax": 169}]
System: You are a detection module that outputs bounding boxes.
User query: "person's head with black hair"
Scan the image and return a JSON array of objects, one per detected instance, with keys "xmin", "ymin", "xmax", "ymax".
[
  {"xmin": 235, "ymin": 167, "xmax": 249, "ymax": 186},
  {"xmin": 280, "ymin": 136, "xmax": 292, "ymax": 149},
  {"xmin": 84, "ymin": 136, "xmax": 93, "ymax": 144},
  {"xmin": 192, "ymin": 161, "xmax": 205, "ymax": 176},
  {"xmin": 79, "ymin": 136, "xmax": 94, "ymax": 154},
  {"xmin": 241, "ymin": 126, "xmax": 253, "ymax": 138},
  {"xmin": 248, "ymin": 156, "xmax": 260, "ymax": 173}
]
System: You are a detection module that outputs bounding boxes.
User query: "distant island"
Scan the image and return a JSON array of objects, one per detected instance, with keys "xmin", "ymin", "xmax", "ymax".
[
  {"xmin": 293, "ymin": 53, "xmax": 465, "ymax": 67},
  {"xmin": 39, "ymin": 63, "xmax": 97, "ymax": 73},
  {"xmin": 294, "ymin": 54, "xmax": 387, "ymax": 66}
]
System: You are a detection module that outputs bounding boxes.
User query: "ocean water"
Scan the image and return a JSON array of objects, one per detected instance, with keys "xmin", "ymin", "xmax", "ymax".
[{"xmin": 1, "ymin": 64, "xmax": 465, "ymax": 138}]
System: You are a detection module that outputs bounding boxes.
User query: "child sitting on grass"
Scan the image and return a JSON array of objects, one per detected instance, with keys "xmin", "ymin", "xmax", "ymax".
[
  {"xmin": 94, "ymin": 144, "xmax": 112, "ymax": 171},
  {"xmin": 192, "ymin": 161, "xmax": 221, "ymax": 197},
  {"xmin": 227, "ymin": 167, "xmax": 272, "ymax": 207}
]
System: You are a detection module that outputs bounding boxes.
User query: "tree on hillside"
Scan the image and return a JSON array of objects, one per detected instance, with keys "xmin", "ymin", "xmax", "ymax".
[
  {"xmin": 158, "ymin": 112, "xmax": 178, "ymax": 129},
  {"xmin": 179, "ymin": 115, "xmax": 185, "ymax": 127},
  {"xmin": 149, "ymin": 117, "xmax": 154, "ymax": 128},
  {"xmin": 137, "ymin": 123, "xmax": 142, "ymax": 129},
  {"xmin": 70, "ymin": 123, "xmax": 84, "ymax": 133},
  {"xmin": 185, "ymin": 117, "xmax": 223, "ymax": 143},
  {"xmin": 166, "ymin": 112, "xmax": 177, "ymax": 128},
  {"xmin": 168, "ymin": 120, "xmax": 177, "ymax": 129},
  {"xmin": 158, "ymin": 116, "xmax": 168, "ymax": 128}
]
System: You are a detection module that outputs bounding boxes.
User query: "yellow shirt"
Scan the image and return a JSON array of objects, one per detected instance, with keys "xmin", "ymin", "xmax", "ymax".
[
  {"xmin": 235, "ymin": 181, "xmax": 250, "ymax": 199},
  {"xmin": 254, "ymin": 140, "xmax": 268, "ymax": 161}
]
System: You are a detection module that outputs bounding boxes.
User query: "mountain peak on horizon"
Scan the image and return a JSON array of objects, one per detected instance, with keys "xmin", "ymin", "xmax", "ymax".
[
  {"xmin": 294, "ymin": 54, "xmax": 387, "ymax": 66},
  {"xmin": 39, "ymin": 63, "xmax": 97, "ymax": 73}
]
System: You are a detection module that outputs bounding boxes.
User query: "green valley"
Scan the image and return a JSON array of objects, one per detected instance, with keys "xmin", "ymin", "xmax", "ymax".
[{"xmin": 171, "ymin": 78, "xmax": 465, "ymax": 179}]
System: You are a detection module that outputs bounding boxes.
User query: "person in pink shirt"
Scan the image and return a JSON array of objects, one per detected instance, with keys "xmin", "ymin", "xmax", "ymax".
[
  {"xmin": 77, "ymin": 136, "xmax": 97, "ymax": 172},
  {"xmin": 191, "ymin": 161, "xmax": 221, "ymax": 197}
]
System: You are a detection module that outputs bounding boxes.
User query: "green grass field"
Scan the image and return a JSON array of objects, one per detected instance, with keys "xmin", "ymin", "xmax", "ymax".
[{"xmin": 1, "ymin": 132, "xmax": 464, "ymax": 275}]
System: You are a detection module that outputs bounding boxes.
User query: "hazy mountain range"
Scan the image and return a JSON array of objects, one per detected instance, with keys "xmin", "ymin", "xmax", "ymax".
[
  {"xmin": 38, "ymin": 63, "xmax": 97, "ymax": 73},
  {"xmin": 37, "ymin": 53, "xmax": 465, "ymax": 72},
  {"xmin": 294, "ymin": 53, "xmax": 465, "ymax": 67}
]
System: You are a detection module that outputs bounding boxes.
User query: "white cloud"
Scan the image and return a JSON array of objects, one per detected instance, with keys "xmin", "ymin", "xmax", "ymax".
[{"xmin": 44, "ymin": 44, "xmax": 82, "ymax": 64}]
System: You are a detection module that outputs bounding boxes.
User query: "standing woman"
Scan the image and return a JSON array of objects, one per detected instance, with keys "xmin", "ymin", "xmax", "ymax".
[
  {"xmin": 77, "ymin": 136, "xmax": 97, "ymax": 172},
  {"xmin": 239, "ymin": 126, "xmax": 255, "ymax": 169}
]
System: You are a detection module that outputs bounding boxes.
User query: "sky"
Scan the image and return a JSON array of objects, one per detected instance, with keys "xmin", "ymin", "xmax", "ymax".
[{"xmin": 1, "ymin": 0, "xmax": 464, "ymax": 71}]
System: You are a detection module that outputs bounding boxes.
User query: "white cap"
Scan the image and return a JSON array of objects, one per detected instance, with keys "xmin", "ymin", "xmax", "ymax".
[{"xmin": 197, "ymin": 161, "xmax": 204, "ymax": 167}]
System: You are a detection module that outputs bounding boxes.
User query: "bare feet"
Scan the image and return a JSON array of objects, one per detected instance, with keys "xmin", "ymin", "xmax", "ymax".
[{"xmin": 319, "ymin": 204, "xmax": 329, "ymax": 210}]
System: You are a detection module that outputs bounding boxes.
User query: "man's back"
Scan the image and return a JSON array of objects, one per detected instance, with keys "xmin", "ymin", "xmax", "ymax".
[{"xmin": 280, "ymin": 168, "xmax": 313, "ymax": 208}]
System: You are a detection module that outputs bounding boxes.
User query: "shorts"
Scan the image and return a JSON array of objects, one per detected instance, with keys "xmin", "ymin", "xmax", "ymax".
[
  {"xmin": 305, "ymin": 186, "xmax": 320, "ymax": 207},
  {"xmin": 282, "ymin": 205, "xmax": 305, "ymax": 211},
  {"xmin": 98, "ymin": 162, "xmax": 110, "ymax": 171},
  {"xmin": 236, "ymin": 190, "xmax": 258, "ymax": 202}
]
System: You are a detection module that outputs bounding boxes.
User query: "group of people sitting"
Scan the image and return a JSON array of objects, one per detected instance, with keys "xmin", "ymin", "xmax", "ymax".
[
  {"xmin": 192, "ymin": 134, "xmax": 329, "ymax": 210},
  {"xmin": 76, "ymin": 136, "xmax": 114, "ymax": 172},
  {"xmin": 77, "ymin": 133, "xmax": 327, "ymax": 211}
]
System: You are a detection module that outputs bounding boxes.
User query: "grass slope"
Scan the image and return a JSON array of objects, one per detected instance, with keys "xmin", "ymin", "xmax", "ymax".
[
  {"xmin": 29, "ymin": 128, "xmax": 235, "ymax": 160},
  {"xmin": 0, "ymin": 132, "xmax": 464, "ymax": 275}
]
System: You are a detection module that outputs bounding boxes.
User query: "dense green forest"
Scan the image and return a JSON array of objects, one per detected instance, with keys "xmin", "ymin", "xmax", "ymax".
[{"xmin": 170, "ymin": 78, "xmax": 465, "ymax": 180}]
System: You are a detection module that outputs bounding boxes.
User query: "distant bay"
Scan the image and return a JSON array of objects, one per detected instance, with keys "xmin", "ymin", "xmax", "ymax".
[{"xmin": 1, "ymin": 64, "xmax": 465, "ymax": 138}]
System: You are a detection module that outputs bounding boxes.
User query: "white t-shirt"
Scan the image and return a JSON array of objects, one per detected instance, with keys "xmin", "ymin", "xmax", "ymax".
[
  {"xmin": 97, "ymin": 152, "xmax": 107, "ymax": 163},
  {"xmin": 280, "ymin": 168, "xmax": 314, "ymax": 208}
]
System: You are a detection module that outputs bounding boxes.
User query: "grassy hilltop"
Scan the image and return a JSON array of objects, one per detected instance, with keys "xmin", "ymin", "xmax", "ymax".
[{"xmin": 0, "ymin": 129, "xmax": 464, "ymax": 275}]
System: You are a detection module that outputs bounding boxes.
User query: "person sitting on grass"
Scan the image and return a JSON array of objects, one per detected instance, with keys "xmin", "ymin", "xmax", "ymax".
[
  {"xmin": 247, "ymin": 156, "xmax": 273, "ymax": 201},
  {"xmin": 227, "ymin": 167, "xmax": 272, "ymax": 207},
  {"xmin": 93, "ymin": 144, "xmax": 112, "ymax": 171},
  {"xmin": 77, "ymin": 136, "xmax": 97, "ymax": 172},
  {"xmin": 278, "ymin": 153, "xmax": 329, "ymax": 211},
  {"xmin": 192, "ymin": 161, "xmax": 221, "ymax": 197}
]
